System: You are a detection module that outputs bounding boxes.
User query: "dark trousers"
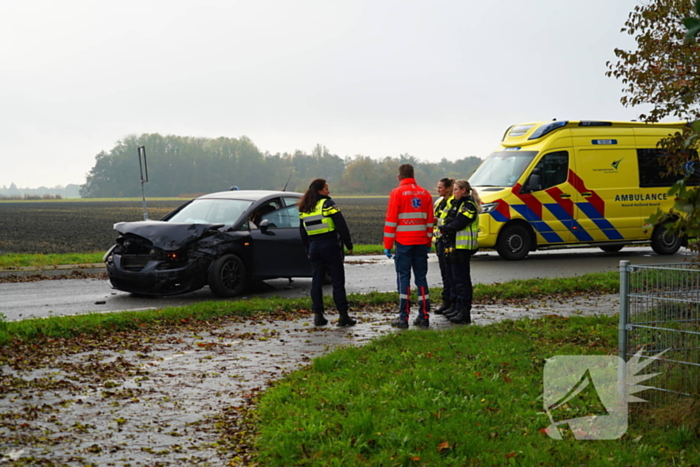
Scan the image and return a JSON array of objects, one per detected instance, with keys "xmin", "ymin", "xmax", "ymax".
[
  {"xmin": 309, "ymin": 240, "xmax": 348, "ymax": 314},
  {"xmin": 394, "ymin": 242, "xmax": 430, "ymax": 321},
  {"xmin": 436, "ymin": 240, "xmax": 454, "ymax": 305},
  {"xmin": 449, "ymin": 250, "xmax": 473, "ymax": 311}
]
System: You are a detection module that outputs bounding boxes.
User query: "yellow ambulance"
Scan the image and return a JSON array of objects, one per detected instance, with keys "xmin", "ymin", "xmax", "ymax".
[{"xmin": 470, "ymin": 120, "xmax": 699, "ymax": 260}]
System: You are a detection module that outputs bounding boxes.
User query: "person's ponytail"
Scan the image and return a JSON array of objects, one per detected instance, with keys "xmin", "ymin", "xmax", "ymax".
[{"xmin": 298, "ymin": 179, "xmax": 326, "ymax": 213}]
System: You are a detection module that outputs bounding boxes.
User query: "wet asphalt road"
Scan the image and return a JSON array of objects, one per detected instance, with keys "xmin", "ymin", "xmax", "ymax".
[{"xmin": 0, "ymin": 247, "xmax": 693, "ymax": 322}]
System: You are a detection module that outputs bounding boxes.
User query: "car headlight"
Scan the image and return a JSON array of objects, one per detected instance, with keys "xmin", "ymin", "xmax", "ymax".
[
  {"xmin": 103, "ymin": 245, "xmax": 117, "ymax": 263},
  {"xmin": 481, "ymin": 202, "xmax": 498, "ymax": 214}
]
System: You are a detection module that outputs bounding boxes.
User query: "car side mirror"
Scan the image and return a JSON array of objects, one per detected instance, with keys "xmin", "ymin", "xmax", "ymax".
[{"xmin": 259, "ymin": 218, "xmax": 271, "ymax": 234}]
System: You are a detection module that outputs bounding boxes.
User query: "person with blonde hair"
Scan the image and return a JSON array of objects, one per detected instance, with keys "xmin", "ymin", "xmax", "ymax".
[{"xmin": 439, "ymin": 179, "xmax": 481, "ymax": 324}]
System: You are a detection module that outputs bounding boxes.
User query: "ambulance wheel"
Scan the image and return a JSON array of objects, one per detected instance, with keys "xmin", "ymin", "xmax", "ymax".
[
  {"xmin": 650, "ymin": 224, "xmax": 681, "ymax": 255},
  {"xmin": 599, "ymin": 245, "xmax": 624, "ymax": 253},
  {"xmin": 496, "ymin": 224, "xmax": 531, "ymax": 260}
]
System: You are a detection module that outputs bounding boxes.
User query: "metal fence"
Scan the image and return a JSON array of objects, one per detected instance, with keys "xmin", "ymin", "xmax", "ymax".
[{"xmin": 619, "ymin": 261, "xmax": 700, "ymax": 404}]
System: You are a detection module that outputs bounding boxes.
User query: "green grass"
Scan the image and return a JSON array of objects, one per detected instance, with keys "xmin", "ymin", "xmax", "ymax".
[
  {"xmin": 474, "ymin": 272, "xmax": 619, "ymax": 299},
  {"xmin": 246, "ymin": 315, "xmax": 699, "ymax": 466},
  {"xmin": 0, "ymin": 246, "xmax": 385, "ymax": 268},
  {"xmin": 0, "ymin": 294, "xmax": 306, "ymax": 344},
  {"xmin": 0, "ymin": 252, "xmax": 105, "ymax": 269},
  {"xmin": 351, "ymin": 244, "xmax": 384, "ymax": 255}
]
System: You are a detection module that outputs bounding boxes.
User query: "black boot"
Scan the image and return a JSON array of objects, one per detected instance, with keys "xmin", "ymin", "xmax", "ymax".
[
  {"xmin": 434, "ymin": 302, "xmax": 451, "ymax": 315},
  {"xmin": 391, "ymin": 318, "xmax": 409, "ymax": 329},
  {"xmin": 444, "ymin": 304, "xmax": 459, "ymax": 319},
  {"xmin": 413, "ymin": 315, "xmax": 430, "ymax": 328},
  {"xmin": 449, "ymin": 307, "xmax": 472, "ymax": 325},
  {"xmin": 337, "ymin": 311, "xmax": 356, "ymax": 327},
  {"xmin": 314, "ymin": 313, "xmax": 328, "ymax": 326}
]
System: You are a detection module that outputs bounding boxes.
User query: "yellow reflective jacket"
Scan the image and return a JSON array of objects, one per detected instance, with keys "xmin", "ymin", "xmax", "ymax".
[{"xmin": 299, "ymin": 199, "xmax": 337, "ymax": 235}]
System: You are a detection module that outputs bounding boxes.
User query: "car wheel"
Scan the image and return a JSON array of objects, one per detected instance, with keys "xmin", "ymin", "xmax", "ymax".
[
  {"xmin": 650, "ymin": 224, "xmax": 682, "ymax": 255},
  {"xmin": 496, "ymin": 223, "xmax": 531, "ymax": 260},
  {"xmin": 599, "ymin": 245, "xmax": 624, "ymax": 253},
  {"xmin": 208, "ymin": 254, "xmax": 247, "ymax": 297}
]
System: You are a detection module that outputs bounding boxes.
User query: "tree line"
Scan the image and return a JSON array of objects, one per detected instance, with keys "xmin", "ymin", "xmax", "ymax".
[
  {"xmin": 79, "ymin": 133, "xmax": 483, "ymax": 198},
  {"xmin": 0, "ymin": 184, "xmax": 81, "ymax": 199}
]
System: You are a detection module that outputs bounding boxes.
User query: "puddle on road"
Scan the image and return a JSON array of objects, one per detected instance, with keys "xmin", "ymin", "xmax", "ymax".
[{"xmin": 0, "ymin": 295, "xmax": 619, "ymax": 466}]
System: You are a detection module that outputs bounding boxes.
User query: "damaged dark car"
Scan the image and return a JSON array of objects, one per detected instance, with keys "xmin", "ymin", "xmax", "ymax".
[{"xmin": 104, "ymin": 190, "xmax": 313, "ymax": 297}]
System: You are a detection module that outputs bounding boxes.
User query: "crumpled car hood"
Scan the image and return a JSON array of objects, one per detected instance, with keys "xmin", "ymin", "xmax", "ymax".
[{"xmin": 113, "ymin": 221, "xmax": 224, "ymax": 251}]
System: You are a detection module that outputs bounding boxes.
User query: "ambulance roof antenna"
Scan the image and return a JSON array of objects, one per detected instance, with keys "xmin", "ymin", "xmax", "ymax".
[{"xmin": 282, "ymin": 171, "xmax": 294, "ymax": 191}]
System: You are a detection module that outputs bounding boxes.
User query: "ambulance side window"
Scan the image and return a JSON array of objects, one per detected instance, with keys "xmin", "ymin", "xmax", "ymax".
[
  {"xmin": 638, "ymin": 148, "xmax": 700, "ymax": 187},
  {"xmin": 525, "ymin": 151, "xmax": 568, "ymax": 192}
]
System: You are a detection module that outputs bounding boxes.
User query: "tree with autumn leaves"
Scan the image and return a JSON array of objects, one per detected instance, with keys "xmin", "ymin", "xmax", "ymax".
[{"xmin": 607, "ymin": 0, "xmax": 700, "ymax": 259}]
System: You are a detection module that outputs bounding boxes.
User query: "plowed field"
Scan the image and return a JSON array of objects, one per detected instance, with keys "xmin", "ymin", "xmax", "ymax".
[{"xmin": 0, "ymin": 197, "xmax": 389, "ymax": 254}]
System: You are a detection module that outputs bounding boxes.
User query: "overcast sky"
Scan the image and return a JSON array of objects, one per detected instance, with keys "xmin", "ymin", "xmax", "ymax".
[{"xmin": 1, "ymin": 0, "xmax": 647, "ymax": 189}]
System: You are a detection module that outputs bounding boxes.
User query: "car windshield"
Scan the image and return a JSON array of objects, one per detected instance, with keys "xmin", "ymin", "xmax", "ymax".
[
  {"xmin": 469, "ymin": 151, "xmax": 538, "ymax": 187},
  {"xmin": 167, "ymin": 199, "xmax": 253, "ymax": 226}
]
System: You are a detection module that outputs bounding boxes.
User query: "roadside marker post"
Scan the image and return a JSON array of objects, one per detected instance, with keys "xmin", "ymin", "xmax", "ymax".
[{"xmin": 138, "ymin": 145, "xmax": 149, "ymax": 220}]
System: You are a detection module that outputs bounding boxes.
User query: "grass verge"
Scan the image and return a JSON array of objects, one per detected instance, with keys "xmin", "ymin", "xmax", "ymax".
[
  {"xmin": 351, "ymin": 245, "xmax": 385, "ymax": 255},
  {"xmin": 244, "ymin": 315, "xmax": 699, "ymax": 466},
  {"xmin": 0, "ymin": 247, "xmax": 386, "ymax": 269},
  {"xmin": 0, "ymin": 252, "xmax": 105, "ymax": 269}
]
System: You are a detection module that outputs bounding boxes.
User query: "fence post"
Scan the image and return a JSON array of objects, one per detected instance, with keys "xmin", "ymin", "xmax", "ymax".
[
  {"xmin": 619, "ymin": 260, "xmax": 630, "ymax": 362},
  {"xmin": 618, "ymin": 260, "xmax": 631, "ymax": 399}
]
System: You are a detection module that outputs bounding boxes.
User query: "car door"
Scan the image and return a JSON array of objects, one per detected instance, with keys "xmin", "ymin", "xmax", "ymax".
[{"xmin": 249, "ymin": 203, "xmax": 312, "ymax": 278}]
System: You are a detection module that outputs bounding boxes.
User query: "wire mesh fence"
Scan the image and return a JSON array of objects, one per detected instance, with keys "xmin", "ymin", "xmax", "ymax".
[{"xmin": 619, "ymin": 261, "xmax": 700, "ymax": 404}]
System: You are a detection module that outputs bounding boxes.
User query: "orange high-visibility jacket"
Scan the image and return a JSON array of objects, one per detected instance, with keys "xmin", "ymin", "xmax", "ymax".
[{"xmin": 383, "ymin": 178, "xmax": 434, "ymax": 249}]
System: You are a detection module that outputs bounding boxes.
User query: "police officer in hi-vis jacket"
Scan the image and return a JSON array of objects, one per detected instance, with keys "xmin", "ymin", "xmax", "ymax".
[
  {"xmin": 439, "ymin": 179, "xmax": 482, "ymax": 325},
  {"xmin": 299, "ymin": 179, "xmax": 356, "ymax": 327},
  {"xmin": 432, "ymin": 177, "xmax": 455, "ymax": 316}
]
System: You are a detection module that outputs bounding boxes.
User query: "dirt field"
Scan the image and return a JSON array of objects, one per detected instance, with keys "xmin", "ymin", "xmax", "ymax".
[{"xmin": 0, "ymin": 197, "xmax": 388, "ymax": 254}]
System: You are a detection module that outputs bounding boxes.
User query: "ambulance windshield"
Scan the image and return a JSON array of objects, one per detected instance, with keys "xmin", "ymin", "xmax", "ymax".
[{"xmin": 469, "ymin": 151, "xmax": 537, "ymax": 187}]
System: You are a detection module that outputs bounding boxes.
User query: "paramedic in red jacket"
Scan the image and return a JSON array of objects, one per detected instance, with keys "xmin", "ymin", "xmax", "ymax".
[{"xmin": 383, "ymin": 164, "xmax": 435, "ymax": 329}]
